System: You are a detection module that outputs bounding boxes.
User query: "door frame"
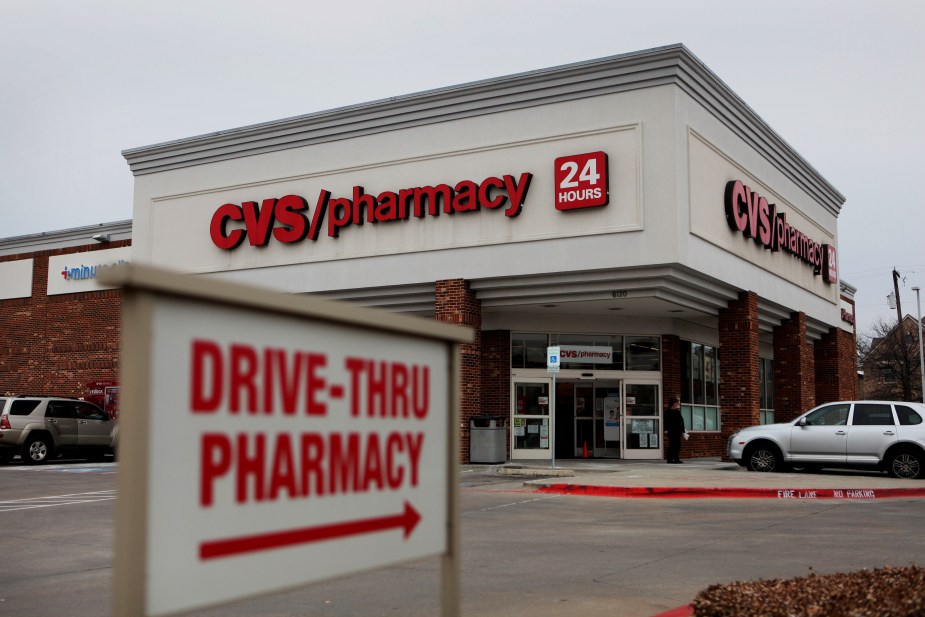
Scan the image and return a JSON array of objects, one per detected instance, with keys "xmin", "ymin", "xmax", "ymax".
[
  {"xmin": 509, "ymin": 371, "xmax": 662, "ymax": 461},
  {"xmin": 621, "ymin": 380, "xmax": 663, "ymax": 460},
  {"xmin": 510, "ymin": 377, "xmax": 553, "ymax": 461}
]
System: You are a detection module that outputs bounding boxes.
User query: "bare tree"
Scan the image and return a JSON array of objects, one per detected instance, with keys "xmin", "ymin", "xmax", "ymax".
[{"xmin": 859, "ymin": 316, "xmax": 922, "ymax": 401}]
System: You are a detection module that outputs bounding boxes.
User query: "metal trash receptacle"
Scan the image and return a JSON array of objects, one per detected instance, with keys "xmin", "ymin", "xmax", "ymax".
[{"xmin": 469, "ymin": 416, "xmax": 507, "ymax": 463}]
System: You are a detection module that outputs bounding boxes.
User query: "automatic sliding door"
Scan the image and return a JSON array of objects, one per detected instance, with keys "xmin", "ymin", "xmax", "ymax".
[{"xmin": 596, "ymin": 383, "xmax": 622, "ymax": 458}]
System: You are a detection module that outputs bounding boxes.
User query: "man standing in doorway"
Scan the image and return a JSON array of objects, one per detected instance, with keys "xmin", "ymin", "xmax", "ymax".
[{"xmin": 664, "ymin": 397, "xmax": 686, "ymax": 464}]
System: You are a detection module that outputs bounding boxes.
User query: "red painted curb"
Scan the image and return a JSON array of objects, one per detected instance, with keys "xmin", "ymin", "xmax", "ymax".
[
  {"xmin": 650, "ymin": 605, "xmax": 693, "ymax": 617},
  {"xmin": 533, "ymin": 484, "xmax": 925, "ymax": 500}
]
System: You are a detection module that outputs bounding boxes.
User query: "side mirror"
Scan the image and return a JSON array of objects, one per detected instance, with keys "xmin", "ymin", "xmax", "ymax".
[{"xmin": 797, "ymin": 417, "xmax": 808, "ymax": 427}]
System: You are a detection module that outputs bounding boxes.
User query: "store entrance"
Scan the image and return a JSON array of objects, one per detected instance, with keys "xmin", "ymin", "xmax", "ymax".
[
  {"xmin": 511, "ymin": 377, "xmax": 661, "ymax": 461},
  {"xmin": 557, "ymin": 381, "xmax": 622, "ymax": 459}
]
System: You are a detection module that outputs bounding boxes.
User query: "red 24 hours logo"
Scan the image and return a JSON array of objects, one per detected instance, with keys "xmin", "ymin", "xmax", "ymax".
[{"xmin": 554, "ymin": 151, "xmax": 609, "ymax": 211}]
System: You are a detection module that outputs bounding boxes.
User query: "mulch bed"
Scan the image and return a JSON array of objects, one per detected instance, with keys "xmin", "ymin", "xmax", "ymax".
[{"xmin": 689, "ymin": 565, "xmax": 925, "ymax": 617}]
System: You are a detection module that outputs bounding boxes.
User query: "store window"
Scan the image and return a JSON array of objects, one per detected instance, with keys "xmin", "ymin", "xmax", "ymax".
[
  {"xmin": 511, "ymin": 333, "xmax": 658, "ymax": 371},
  {"xmin": 680, "ymin": 340, "xmax": 720, "ymax": 431},
  {"xmin": 759, "ymin": 357, "xmax": 774, "ymax": 424},
  {"xmin": 511, "ymin": 332, "xmax": 548, "ymax": 368},
  {"xmin": 626, "ymin": 336, "xmax": 660, "ymax": 371}
]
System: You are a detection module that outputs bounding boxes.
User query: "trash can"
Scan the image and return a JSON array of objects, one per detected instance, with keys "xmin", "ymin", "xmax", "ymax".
[{"xmin": 469, "ymin": 415, "xmax": 507, "ymax": 463}]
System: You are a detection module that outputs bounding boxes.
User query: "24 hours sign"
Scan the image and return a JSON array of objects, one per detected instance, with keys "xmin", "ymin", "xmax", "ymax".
[{"xmin": 554, "ymin": 151, "xmax": 609, "ymax": 210}]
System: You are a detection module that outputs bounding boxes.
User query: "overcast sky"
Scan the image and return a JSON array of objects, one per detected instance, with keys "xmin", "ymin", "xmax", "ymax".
[{"xmin": 2, "ymin": 0, "xmax": 923, "ymax": 336}]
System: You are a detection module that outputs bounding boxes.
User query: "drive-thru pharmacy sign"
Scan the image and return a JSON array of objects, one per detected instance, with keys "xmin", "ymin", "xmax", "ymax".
[{"xmin": 102, "ymin": 265, "xmax": 470, "ymax": 617}]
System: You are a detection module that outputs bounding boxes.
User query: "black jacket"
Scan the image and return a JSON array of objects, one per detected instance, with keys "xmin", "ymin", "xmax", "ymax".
[{"xmin": 664, "ymin": 406, "xmax": 685, "ymax": 437}]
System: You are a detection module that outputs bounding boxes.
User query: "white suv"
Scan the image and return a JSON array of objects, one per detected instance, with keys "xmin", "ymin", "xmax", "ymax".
[
  {"xmin": 0, "ymin": 396, "xmax": 119, "ymax": 464},
  {"xmin": 727, "ymin": 401, "xmax": 925, "ymax": 479}
]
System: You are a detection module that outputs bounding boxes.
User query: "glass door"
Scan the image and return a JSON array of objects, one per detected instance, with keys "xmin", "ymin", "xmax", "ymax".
[
  {"xmin": 573, "ymin": 383, "xmax": 593, "ymax": 457},
  {"xmin": 511, "ymin": 378, "xmax": 552, "ymax": 460},
  {"xmin": 622, "ymin": 382, "xmax": 662, "ymax": 460},
  {"xmin": 572, "ymin": 381, "xmax": 623, "ymax": 458},
  {"xmin": 596, "ymin": 382, "xmax": 622, "ymax": 458}
]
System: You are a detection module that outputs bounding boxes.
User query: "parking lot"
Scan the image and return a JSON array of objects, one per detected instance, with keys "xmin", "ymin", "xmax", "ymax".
[{"xmin": 2, "ymin": 459, "xmax": 924, "ymax": 617}]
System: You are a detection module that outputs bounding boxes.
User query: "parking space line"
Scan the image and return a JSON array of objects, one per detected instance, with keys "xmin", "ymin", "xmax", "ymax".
[{"xmin": 0, "ymin": 490, "xmax": 116, "ymax": 512}]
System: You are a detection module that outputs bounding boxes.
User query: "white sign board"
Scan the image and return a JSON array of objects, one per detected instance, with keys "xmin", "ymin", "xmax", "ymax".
[
  {"xmin": 46, "ymin": 246, "xmax": 130, "ymax": 295},
  {"xmin": 547, "ymin": 346, "xmax": 560, "ymax": 373},
  {"xmin": 106, "ymin": 266, "xmax": 468, "ymax": 617},
  {"xmin": 0, "ymin": 259, "xmax": 33, "ymax": 300},
  {"xmin": 559, "ymin": 345, "xmax": 613, "ymax": 364}
]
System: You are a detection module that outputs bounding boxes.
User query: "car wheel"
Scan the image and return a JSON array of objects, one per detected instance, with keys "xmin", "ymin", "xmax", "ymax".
[
  {"xmin": 23, "ymin": 435, "xmax": 53, "ymax": 465},
  {"xmin": 888, "ymin": 449, "xmax": 923, "ymax": 479},
  {"xmin": 746, "ymin": 444, "xmax": 782, "ymax": 472}
]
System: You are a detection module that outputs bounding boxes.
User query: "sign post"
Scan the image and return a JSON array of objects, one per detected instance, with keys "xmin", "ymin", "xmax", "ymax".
[
  {"xmin": 546, "ymin": 347, "xmax": 560, "ymax": 469},
  {"xmin": 102, "ymin": 265, "xmax": 471, "ymax": 617}
]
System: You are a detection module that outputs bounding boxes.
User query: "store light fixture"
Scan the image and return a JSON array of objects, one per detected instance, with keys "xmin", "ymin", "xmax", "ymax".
[{"xmin": 92, "ymin": 233, "xmax": 111, "ymax": 243}]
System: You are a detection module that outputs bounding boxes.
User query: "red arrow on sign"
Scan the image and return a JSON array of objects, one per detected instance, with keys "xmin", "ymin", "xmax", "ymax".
[{"xmin": 199, "ymin": 501, "xmax": 421, "ymax": 560}]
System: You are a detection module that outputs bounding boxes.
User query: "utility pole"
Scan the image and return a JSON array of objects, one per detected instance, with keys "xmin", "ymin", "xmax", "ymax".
[
  {"xmin": 893, "ymin": 268, "xmax": 904, "ymax": 326},
  {"xmin": 892, "ymin": 269, "xmax": 914, "ymax": 401},
  {"xmin": 914, "ymin": 287, "xmax": 924, "ymax": 404}
]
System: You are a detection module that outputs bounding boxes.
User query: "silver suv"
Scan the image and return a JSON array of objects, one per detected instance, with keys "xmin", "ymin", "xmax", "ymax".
[
  {"xmin": 727, "ymin": 401, "xmax": 925, "ymax": 479},
  {"xmin": 0, "ymin": 396, "xmax": 119, "ymax": 464}
]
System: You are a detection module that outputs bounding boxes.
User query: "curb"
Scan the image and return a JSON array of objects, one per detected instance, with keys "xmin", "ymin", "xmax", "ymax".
[
  {"xmin": 531, "ymin": 484, "xmax": 925, "ymax": 500},
  {"xmin": 650, "ymin": 605, "xmax": 693, "ymax": 617},
  {"xmin": 496, "ymin": 466, "xmax": 576, "ymax": 477}
]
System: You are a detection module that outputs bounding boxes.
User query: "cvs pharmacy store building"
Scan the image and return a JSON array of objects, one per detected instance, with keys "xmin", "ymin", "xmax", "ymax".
[{"xmin": 123, "ymin": 45, "xmax": 857, "ymax": 462}]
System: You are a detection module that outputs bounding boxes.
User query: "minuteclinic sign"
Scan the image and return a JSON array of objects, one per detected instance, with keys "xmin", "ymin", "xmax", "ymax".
[{"xmin": 103, "ymin": 265, "xmax": 470, "ymax": 617}]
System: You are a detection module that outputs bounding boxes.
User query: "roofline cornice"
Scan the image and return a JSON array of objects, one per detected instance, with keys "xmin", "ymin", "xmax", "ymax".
[
  {"xmin": 122, "ymin": 44, "xmax": 844, "ymax": 216},
  {"xmin": 0, "ymin": 220, "xmax": 133, "ymax": 256}
]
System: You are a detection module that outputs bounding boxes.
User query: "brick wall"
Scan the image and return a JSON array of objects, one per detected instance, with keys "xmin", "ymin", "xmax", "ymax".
[
  {"xmin": 815, "ymin": 326, "xmax": 859, "ymax": 403},
  {"xmin": 0, "ymin": 241, "xmax": 128, "ymax": 397},
  {"xmin": 718, "ymin": 291, "xmax": 760, "ymax": 448},
  {"xmin": 661, "ymin": 334, "xmax": 681, "ymax": 407},
  {"xmin": 679, "ymin": 432, "xmax": 726, "ymax": 460},
  {"xmin": 773, "ymin": 312, "xmax": 815, "ymax": 422},
  {"xmin": 481, "ymin": 330, "xmax": 510, "ymax": 416},
  {"xmin": 434, "ymin": 279, "xmax": 482, "ymax": 462},
  {"xmin": 481, "ymin": 330, "xmax": 510, "ymax": 459}
]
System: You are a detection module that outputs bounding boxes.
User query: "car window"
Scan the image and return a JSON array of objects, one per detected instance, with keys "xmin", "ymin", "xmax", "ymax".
[
  {"xmin": 851, "ymin": 403, "xmax": 895, "ymax": 426},
  {"xmin": 896, "ymin": 405, "xmax": 924, "ymax": 426},
  {"xmin": 74, "ymin": 402, "xmax": 106, "ymax": 421},
  {"xmin": 46, "ymin": 401, "xmax": 76, "ymax": 419},
  {"xmin": 10, "ymin": 400, "xmax": 42, "ymax": 416},
  {"xmin": 803, "ymin": 404, "xmax": 849, "ymax": 426}
]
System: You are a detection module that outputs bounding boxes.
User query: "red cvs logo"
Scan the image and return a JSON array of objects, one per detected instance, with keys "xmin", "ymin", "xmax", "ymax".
[{"xmin": 554, "ymin": 152, "xmax": 609, "ymax": 211}]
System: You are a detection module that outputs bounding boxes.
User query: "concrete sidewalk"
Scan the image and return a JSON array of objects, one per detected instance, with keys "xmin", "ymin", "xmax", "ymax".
[{"xmin": 475, "ymin": 458, "xmax": 925, "ymax": 499}]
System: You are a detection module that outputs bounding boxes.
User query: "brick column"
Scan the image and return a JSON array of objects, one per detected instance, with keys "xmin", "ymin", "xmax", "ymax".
[
  {"xmin": 661, "ymin": 335, "xmax": 682, "ymax": 406},
  {"xmin": 718, "ymin": 291, "xmax": 760, "ymax": 446},
  {"xmin": 481, "ymin": 330, "xmax": 510, "ymax": 460},
  {"xmin": 773, "ymin": 312, "xmax": 815, "ymax": 422},
  {"xmin": 480, "ymin": 330, "xmax": 510, "ymax": 417},
  {"xmin": 815, "ymin": 327, "xmax": 858, "ymax": 403},
  {"xmin": 435, "ymin": 279, "xmax": 482, "ymax": 463}
]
